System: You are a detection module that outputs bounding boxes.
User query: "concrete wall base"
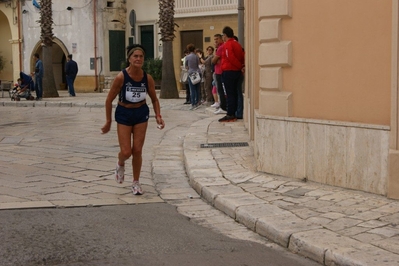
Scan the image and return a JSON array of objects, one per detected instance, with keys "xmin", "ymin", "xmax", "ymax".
[{"xmin": 255, "ymin": 111, "xmax": 390, "ymax": 195}]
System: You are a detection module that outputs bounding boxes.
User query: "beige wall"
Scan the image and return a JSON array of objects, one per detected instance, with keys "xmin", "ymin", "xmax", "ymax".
[
  {"xmin": 281, "ymin": 0, "xmax": 392, "ymax": 126},
  {"xmin": 250, "ymin": 0, "xmax": 397, "ymax": 197},
  {"xmin": 0, "ymin": 6, "xmax": 21, "ymax": 82}
]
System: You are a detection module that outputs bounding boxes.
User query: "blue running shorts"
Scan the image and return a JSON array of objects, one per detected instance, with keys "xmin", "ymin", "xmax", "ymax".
[{"xmin": 115, "ymin": 104, "xmax": 150, "ymax": 126}]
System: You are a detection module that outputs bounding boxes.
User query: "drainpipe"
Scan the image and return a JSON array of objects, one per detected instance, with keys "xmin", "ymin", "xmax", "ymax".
[
  {"xmin": 17, "ymin": 0, "xmax": 22, "ymax": 72},
  {"xmin": 238, "ymin": 0, "xmax": 244, "ymax": 48},
  {"xmin": 93, "ymin": 0, "xmax": 98, "ymax": 91}
]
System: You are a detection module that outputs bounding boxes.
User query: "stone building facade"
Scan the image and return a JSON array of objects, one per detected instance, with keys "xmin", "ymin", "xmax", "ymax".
[{"xmin": 245, "ymin": 0, "xmax": 399, "ymax": 199}]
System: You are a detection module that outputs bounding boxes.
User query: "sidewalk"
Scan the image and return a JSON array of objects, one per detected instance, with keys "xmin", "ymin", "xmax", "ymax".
[{"xmin": 1, "ymin": 91, "xmax": 399, "ymax": 265}]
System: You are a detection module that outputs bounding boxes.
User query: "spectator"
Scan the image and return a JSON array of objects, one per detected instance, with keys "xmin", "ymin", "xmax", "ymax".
[
  {"xmin": 33, "ymin": 53, "xmax": 43, "ymax": 100},
  {"xmin": 185, "ymin": 43, "xmax": 201, "ymax": 110},
  {"xmin": 65, "ymin": 54, "xmax": 78, "ymax": 97},
  {"xmin": 200, "ymin": 46, "xmax": 215, "ymax": 105},
  {"xmin": 181, "ymin": 49, "xmax": 191, "ymax": 104},
  {"xmin": 218, "ymin": 26, "xmax": 245, "ymax": 122},
  {"xmin": 212, "ymin": 34, "xmax": 227, "ymax": 115}
]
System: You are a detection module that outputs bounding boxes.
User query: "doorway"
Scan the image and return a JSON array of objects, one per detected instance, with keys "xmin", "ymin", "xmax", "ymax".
[
  {"xmin": 140, "ymin": 25, "xmax": 154, "ymax": 59},
  {"xmin": 180, "ymin": 30, "xmax": 203, "ymax": 57}
]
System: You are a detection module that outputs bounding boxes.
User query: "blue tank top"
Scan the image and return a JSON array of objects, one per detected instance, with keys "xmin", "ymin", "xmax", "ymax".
[{"xmin": 118, "ymin": 69, "xmax": 148, "ymax": 104}]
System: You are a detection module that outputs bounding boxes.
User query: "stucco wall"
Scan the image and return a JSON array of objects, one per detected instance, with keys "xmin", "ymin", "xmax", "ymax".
[
  {"xmin": 251, "ymin": 0, "xmax": 394, "ymax": 196},
  {"xmin": 0, "ymin": 11, "xmax": 13, "ymax": 81},
  {"xmin": 0, "ymin": 6, "xmax": 20, "ymax": 82},
  {"xmin": 281, "ymin": 0, "xmax": 392, "ymax": 126}
]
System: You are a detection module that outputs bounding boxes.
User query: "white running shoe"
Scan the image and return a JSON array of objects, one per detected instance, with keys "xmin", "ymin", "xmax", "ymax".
[
  {"xmin": 132, "ymin": 181, "xmax": 143, "ymax": 195},
  {"xmin": 214, "ymin": 108, "xmax": 227, "ymax": 114},
  {"xmin": 115, "ymin": 163, "xmax": 125, "ymax": 184},
  {"xmin": 211, "ymin": 102, "xmax": 220, "ymax": 108}
]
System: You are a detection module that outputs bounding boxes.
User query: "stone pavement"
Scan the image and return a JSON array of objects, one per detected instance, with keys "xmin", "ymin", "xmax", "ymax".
[{"xmin": 1, "ymin": 91, "xmax": 399, "ymax": 265}]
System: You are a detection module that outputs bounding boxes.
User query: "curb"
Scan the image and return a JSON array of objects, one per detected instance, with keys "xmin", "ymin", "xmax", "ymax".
[{"xmin": 183, "ymin": 117, "xmax": 399, "ymax": 266}]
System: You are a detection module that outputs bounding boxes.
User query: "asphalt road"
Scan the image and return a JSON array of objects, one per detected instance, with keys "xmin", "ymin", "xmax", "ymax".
[
  {"xmin": 0, "ymin": 99, "xmax": 320, "ymax": 266},
  {"xmin": 0, "ymin": 204, "xmax": 320, "ymax": 266}
]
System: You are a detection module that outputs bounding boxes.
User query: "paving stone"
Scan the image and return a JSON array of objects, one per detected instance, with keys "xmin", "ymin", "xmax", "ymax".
[
  {"xmin": 262, "ymin": 180, "xmax": 287, "ymax": 189},
  {"xmin": 214, "ymin": 193, "xmax": 265, "ymax": 219},
  {"xmin": 325, "ymin": 241, "xmax": 399, "ymax": 266},
  {"xmin": 320, "ymin": 212, "xmax": 347, "ymax": 220},
  {"xmin": 256, "ymin": 214, "xmax": 322, "ymax": 247},
  {"xmin": 290, "ymin": 208, "xmax": 322, "ymax": 219},
  {"xmin": 357, "ymin": 219, "xmax": 390, "ymax": 228},
  {"xmin": 201, "ymin": 184, "xmax": 244, "ymax": 204},
  {"xmin": 305, "ymin": 216, "xmax": 332, "ymax": 226},
  {"xmin": 189, "ymin": 176, "xmax": 230, "ymax": 195},
  {"xmin": 374, "ymin": 235, "xmax": 399, "ymax": 255},
  {"xmin": 236, "ymin": 203, "xmax": 290, "ymax": 230},
  {"xmin": 289, "ymin": 229, "xmax": 399, "ymax": 266},
  {"xmin": 324, "ymin": 217, "xmax": 363, "ymax": 231},
  {"xmin": 337, "ymin": 226, "xmax": 371, "ymax": 237},
  {"xmin": 352, "ymin": 232, "xmax": 385, "ymax": 243},
  {"xmin": 368, "ymin": 226, "xmax": 399, "ymax": 237},
  {"xmin": 0, "ymin": 195, "xmax": 28, "ymax": 203}
]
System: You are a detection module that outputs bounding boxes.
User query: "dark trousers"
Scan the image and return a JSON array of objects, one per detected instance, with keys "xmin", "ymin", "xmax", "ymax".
[
  {"xmin": 222, "ymin": 70, "xmax": 242, "ymax": 117},
  {"xmin": 34, "ymin": 76, "xmax": 43, "ymax": 98},
  {"xmin": 215, "ymin": 73, "xmax": 226, "ymax": 111},
  {"xmin": 236, "ymin": 74, "xmax": 244, "ymax": 119},
  {"xmin": 185, "ymin": 83, "xmax": 190, "ymax": 102}
]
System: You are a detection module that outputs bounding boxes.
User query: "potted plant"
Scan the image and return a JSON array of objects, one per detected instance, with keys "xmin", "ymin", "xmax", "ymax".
[{"xmin": 143, "ymin": 58, "xmax": 162, "ymax": 89}]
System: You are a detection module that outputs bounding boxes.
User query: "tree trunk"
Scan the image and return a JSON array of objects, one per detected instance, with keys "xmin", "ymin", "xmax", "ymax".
[
  {"xmin": 160, "ymin": 41, "xmax": 179, "ymax": 99},
  {"xmin": 40, "ymin": 0, "xmax": 58, "ymax": 98},
  {"xmin": 42, "ymin": 46, "xmax": 58, "ymax": 97}
]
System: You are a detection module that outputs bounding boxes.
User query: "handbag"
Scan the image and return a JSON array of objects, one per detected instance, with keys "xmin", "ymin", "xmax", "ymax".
[
  {"xmin": 189, "ymin": 71, "xmax": 201, "ymax": 85},
  {"xmin": 180, "ymin": 69, "xmax": 188, "ymax": 84}
]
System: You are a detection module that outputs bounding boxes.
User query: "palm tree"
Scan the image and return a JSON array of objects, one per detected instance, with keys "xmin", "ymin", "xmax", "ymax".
[
  {"xmin": 39, "ymin": 0, "xmax": 58, "ymax": 97},
  {"xmin": 158, "ymin": 0, "xmax": 179, "ymax": 99}
]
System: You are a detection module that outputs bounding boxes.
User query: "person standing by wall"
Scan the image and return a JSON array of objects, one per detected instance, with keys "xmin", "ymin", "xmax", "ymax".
[
  {"xmin": 65, "ymin": 54, "xmax": 78, "ymax": 97},
  {"xmin": 219, "ymin": 26, "xmax": 245, "ymax": 122},
  {"xmin": 212, "ymin": 34, "xmax": 227, "ymax": 115},
  {"xmin": 182, "ymin": 49, "xmax": 191, "ymax": 104},
  {"xmin": 101, "ymin": 44, "xmax": 165, "ymax": 195},
  {"xmin": 185, "ymin": 43, "xmax": 202, "ymax": 110},
  {"xmin": 33, "ymin": 53, "xmax": 43, "ymax": 100},
  {"xmin": 200, "ymin": 46, "xmax": 215, "ymax": 105}
]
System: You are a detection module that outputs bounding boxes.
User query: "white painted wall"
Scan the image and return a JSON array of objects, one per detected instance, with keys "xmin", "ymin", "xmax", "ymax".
[
  {"xmin": 126, "ymin": 0, "xmax": 161, "ymax": 58},
  {"xmin": 21, "ymin": 0, "xmax": 103, "ymax": 76}
]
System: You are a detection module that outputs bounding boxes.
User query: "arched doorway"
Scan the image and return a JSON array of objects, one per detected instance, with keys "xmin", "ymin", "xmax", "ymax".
[
  {"xmin": 30, "ymin": 38, "xmax": 69, "ymax": 90},
  {"xmin": 0, "ymin": 10, "xmax": 13, "ymax": 82}
]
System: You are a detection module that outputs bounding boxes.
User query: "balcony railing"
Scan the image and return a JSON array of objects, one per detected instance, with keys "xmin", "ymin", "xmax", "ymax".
[{"xmin": 175, "ymin": 0, "xmax": 238, "ymax": 17}]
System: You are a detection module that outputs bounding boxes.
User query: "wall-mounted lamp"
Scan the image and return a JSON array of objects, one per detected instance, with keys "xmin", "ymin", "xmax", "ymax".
[
  {"xmin": 22, "ymin": 10, "xmax": 28, "ymax": 14},
  {"xmin": 67, "ymin": 6, "xmax": 73, "ymax": 11}
]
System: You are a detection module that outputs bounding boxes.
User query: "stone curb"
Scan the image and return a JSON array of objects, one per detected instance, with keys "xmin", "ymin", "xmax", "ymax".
[
  {"xmin": 183, "ymin": 117, "xmax": 399, "ymax": 266},
  {"xmin": 0, "ymin": 100, "xmax": 114, "ymax": 108}
]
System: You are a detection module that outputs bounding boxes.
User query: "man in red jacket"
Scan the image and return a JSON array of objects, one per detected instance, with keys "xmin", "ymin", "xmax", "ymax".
[{"xmin": 219, "ymin": 26, "xmax": 245, "ymax": 122}]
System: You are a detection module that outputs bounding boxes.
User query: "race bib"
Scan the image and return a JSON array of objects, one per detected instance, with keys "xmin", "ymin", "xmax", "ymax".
[{"xmin": 125, "ymin": 83, "xmax": 146, "ymax": 103}]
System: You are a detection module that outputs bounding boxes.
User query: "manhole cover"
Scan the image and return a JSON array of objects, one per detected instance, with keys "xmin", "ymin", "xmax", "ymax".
[{"xmin": 200, "ymin": 142, "xmax": 249, "ymax": 148}]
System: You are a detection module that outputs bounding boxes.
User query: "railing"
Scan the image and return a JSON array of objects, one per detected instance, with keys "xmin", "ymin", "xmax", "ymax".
[{"xmin": 175, "ymin": 0, "xmax": 238, "ymax": 17}]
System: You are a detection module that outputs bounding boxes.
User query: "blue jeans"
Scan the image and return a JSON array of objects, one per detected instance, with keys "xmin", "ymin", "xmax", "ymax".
[
  {"xmin": 34, "ymin": 76, "xmax": 43, "ymax": 98},
  {"xmin": 66, "ymin": 76, "xmax": 76, "ymax": 96},
  {"xmin": 188, "ymin": 78, "xmax": 201, "ymax": 106},
  {"xmin": 222, "ymin": 70, "xmax": 242, "ymax": 117}
]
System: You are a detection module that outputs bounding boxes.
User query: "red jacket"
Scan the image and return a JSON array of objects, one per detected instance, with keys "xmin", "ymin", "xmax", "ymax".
[{"xmin": 221, "ymin": 38, "xmax": 245, "ymax": 71}]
